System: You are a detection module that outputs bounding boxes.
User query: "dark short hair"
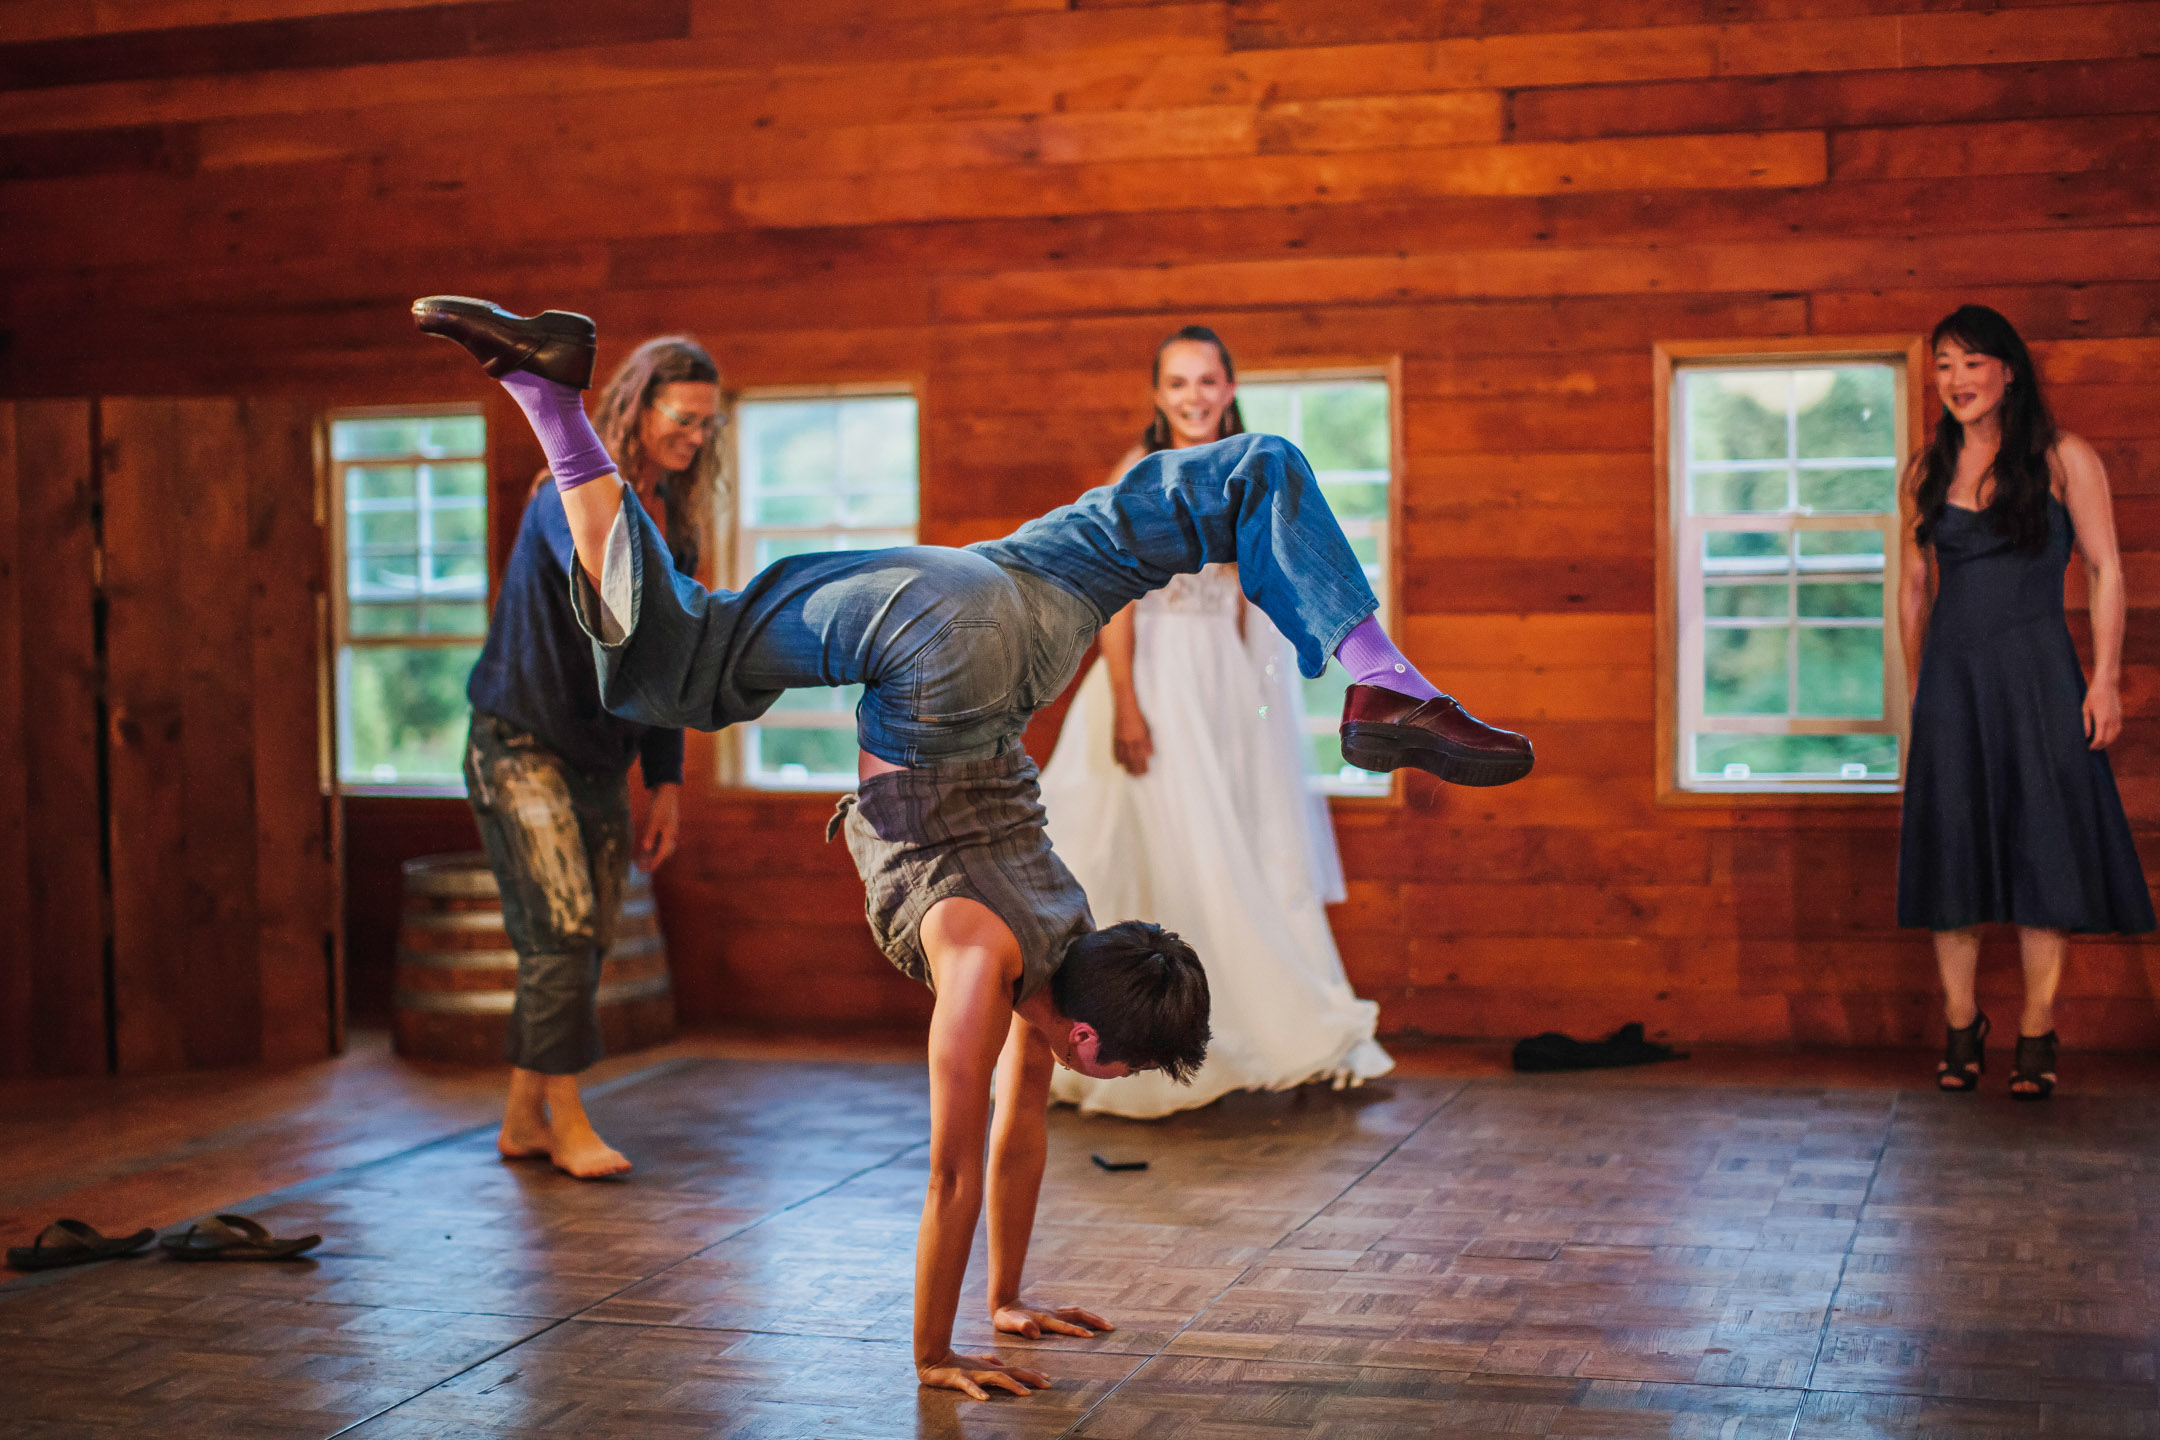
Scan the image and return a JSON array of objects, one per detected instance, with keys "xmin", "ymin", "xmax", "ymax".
[{"xmin": 1052, "ymin": 921, "xmax": 1210, "ymax": 1082}]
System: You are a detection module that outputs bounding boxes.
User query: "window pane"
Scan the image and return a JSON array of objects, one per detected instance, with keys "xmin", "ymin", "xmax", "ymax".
[
  {"xmin": 767, "ymin": 685, "xmax": 862, "ymax": 715},
  {"xmin": 1797, "ymin": 530, "xmax": 1885, "ymax": 570},
  {"xmin": 1692, "ymin": 469, "xmax": 1788, "ymax": 514},
  {"xmin": 1237, "ymin": 388, "xmax": 1293, "ymax": 435},
  {"xmin": 347, "ymin": 464, "xmax": 416, "ymax": 502},
  {"xmin": 751, "ymin": 726, "xmax": 860, "ymax": 783},
  {"xmin": 427, "ymin": 461, "xmax": 487, "ymax": 500},
  {"xmin": 839, "ymin": 397, "xmax": 920, "ymax": 493},
  {"xmin": 334, "ymin": 419, "xmax": 426, "ymax": 461},
  {"xmin": 1797, "ymin": 627, "xmax": 1884, "ymax": 717},
  {"xmin": 749, "ymin": 402, "xmax": 839, "ymax": 485},
  {"xmin": 341, "ymin": 643, "xmax": 481, "ymax": 785},
  {"xmin": 417, "ymin": 414, "xmax": 486, "ymax": 458},
  {"xmin": 1704, "ymin": 583, "xmax": 1789, "ymax": 619},
  {"xmin": 349, "ymin": 603, "xmax": 421, "ymax": 636},
  {"xmin": 352, "ymin": 554, "xmax": 423, "ymax": 596},
  {"xmin": 1308, "ymin": 731, "xmax": 1383, "ymax": 790},
  {"xmin": 423, "ymin": 602, "xmax": 489, "ymax": 636},
  {"xmin": 754, "ymin": 493, "xmax": 839, "ymax": 527},
  {"xmin": 1796, "ymin": 366, "xmax": 1896, "ymax": 459},
  {"xmin": 1687, "ymin": 372, "xmax": 1787, "ymax": 462},
  {"xmin": 430, "ymin": 504, "xmax": 486, "ymax": 547},
  {"xmin": 1798, "ymin": 466, "xmax": 1896, "ymax": 513},
  {"xmin": 1693, "ymin": 732, "xmax": 1897, "ymax": 780},
  {"xmin": 1798, "ymin": 581, "xmax": 1882, "ymax": 618},
  {"xmin": 1704, "ymin": 532, "xmax": 1789, "ymax": 574},
  {"xmin": 1320, "ymin": 480, "xmax": 1388, "ymax": 521},
  {"xmin": 351, "ymin": 510, "xmax": 418, "ymax": 549},
  {"xmin": 1299, "ymin": 384, "xmax": 1388, "ymax": 470},
  {"xmin": 1704, "ymin": 627, "xmax": 1788, "ymax": 714},
  {"xmin": 428, "ymin": 551, "xmax": 488, "ymax": 594}
]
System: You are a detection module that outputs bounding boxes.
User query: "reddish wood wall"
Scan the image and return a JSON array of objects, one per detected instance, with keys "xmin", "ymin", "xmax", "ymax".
[
  {"xmin": 5, "ymin": 0, "xmax": 2159, "ymax": 1050},
  {"xmin": 0, "ymin": 398, "xmax": 340, "ymax": 1075}
]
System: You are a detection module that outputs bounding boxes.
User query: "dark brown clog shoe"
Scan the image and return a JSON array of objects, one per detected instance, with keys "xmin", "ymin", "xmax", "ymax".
[
  {"xmin": 412, "ymin": 295, "xmax": 597, "ymax": 389},
  {"xmin": 1340, "ymin": 684, "xmax": 1534, "ymax": 787}
]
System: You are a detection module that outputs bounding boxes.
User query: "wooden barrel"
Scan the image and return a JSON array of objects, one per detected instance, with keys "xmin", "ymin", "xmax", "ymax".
[{"xmin": 393, "ymin": 852, "xmax": 676, "ymax": 1065}]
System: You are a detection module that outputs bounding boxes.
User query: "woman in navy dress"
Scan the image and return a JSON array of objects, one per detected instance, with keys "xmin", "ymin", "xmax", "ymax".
[{"xmin": 1898, "ymin": 305, "xmax": 2153, "ymax": 1099}]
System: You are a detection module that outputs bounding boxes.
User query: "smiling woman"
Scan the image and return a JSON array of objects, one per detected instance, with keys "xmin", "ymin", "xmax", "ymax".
[
  {"xmin": 1897, "ymin": 304, "xmax": 2154, "ymax": 1102},
  {"xmin": 457, "ymin": 332, "xmax": 725, "ymax": 1179}
]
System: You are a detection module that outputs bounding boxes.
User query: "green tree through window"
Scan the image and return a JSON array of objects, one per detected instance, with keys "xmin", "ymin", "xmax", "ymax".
[
  {"xmin": 1676, "ymin": 361, "xmax": 1907, "ymax": 791},
  {"xmin": 333, "ymin": 410, "xmax": 488, "ymax": 788}
]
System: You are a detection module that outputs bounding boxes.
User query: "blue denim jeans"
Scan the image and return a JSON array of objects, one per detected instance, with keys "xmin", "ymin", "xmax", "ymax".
[{"xmin": 579, "ymin": 432, "xmax": 1378, "ymax": 765}]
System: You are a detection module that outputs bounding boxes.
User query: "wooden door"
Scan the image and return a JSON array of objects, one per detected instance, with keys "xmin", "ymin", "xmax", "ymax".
[
  {"xmin": 0, "ymin": 397, "xmax": 341, "ymax": 1075},
  {"xmin": 0, "ymin": 401, "xmax": 108, "ymax": 1078}
]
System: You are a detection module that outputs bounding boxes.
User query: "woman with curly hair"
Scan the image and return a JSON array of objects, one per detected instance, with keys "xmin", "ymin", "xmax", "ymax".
[{"xmin": 462, "ymin": 333, "xmax": 723, "ymax": 1175}]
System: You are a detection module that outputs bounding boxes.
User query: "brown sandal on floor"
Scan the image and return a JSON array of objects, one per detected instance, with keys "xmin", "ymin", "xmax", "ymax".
[
  {"xmin": 6, "ymin": 1219, "xmax": 156, "ymax": 1271},
  {"xmin": 2010, "ymin": 1031, "xmax": 2058, "ymax": 1102},
  {"xmin": 1937, "ymin": 1012, "xmax": 1988, "ymax": 1092},
  {"xmin": 159, "ymin": 1214, "xmax": 320, "ymax": 1262}
]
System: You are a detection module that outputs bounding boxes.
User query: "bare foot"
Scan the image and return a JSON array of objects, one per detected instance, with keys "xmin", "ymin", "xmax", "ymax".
[
  {"xmin": 497, "ymin": 1115, "xmax": 553, "ymax": 1161},
  {"xmin": 545, "ymin": 1114, "xmax": 633, "ymax": 1179}
]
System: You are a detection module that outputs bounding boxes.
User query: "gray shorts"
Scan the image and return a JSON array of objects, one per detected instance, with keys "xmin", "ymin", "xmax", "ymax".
[{"xmin": 828, "ymin": 748, "xmax": 1092, "ymax": 1002}]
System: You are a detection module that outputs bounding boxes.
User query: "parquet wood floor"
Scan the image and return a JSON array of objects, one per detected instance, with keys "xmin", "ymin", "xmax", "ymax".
[{"xmin": 6, "ymin": 1048, "xmax": 2160, "ymax": 1438}]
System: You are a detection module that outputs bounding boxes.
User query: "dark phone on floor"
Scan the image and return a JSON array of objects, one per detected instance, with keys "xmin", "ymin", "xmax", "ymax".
[{"xmin": 1091, "ymin": 1153, "xmax": 1148, "ymax": 1172}]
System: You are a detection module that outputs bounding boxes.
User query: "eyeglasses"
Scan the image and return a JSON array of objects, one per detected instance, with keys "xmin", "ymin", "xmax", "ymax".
[{"xmin": 650, "ymin": 397, "xmax": 724, "ymax": 436}]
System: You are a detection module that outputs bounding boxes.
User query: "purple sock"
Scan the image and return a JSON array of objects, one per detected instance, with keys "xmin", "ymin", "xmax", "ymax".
[
  {"xmin": 499, "ymin": 371, "xmax": 615, "ymax": 490},
  {"xmin": 1335, "ymin": 614, "xmax": 1441, "ymax": 700}
]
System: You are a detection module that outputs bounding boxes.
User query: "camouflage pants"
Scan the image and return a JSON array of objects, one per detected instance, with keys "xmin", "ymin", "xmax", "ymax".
[{"xmin": 464, "ymin": 710, "xmax": 630, "ymax": 1074}]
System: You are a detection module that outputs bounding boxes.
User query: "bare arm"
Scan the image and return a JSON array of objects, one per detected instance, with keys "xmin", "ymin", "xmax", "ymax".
[
  {"xmin": 983, "ymin": 1017, "xmax": 1112, "ymax": 1341},
  {"xmin": 1898, "ymin": 466, "xmax": 1932, "ymax": 704},
  {"xmin": 2060, "ymin": 434, "xmax": 2127, "ymax": 748},
  {"xmin": 1099, "ymin": 602, "xmax": 1153, "ymax": 776},
  {"xmin": 913, "ymin": 900, "xmax": 1051, "ymax": 1400}
]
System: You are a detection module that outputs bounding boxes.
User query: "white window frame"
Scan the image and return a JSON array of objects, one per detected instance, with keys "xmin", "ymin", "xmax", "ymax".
[
  {"xmin": 726, "ymin": 383, "xmax": 921, "ymax": 791},
  {"xmin": 1655, "ymin": 338, "xmax": 1925, "ymax": 801},
  {"xmin": 1239, "ymin": 366, "xmax": 1399, "ymax": 800},
  {"xmin": 327, "ymin": 403, "xmax": 489, "ymax": 796}
]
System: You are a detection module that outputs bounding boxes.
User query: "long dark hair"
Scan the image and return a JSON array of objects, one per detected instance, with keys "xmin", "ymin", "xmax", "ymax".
[
  {"xmin": 1911, "ymin": 305, "xmax": 2058, "ymax": 552},
  {"xmin": 1141, "ymin": 325, "xmax": 1247, "ymax": 454}
]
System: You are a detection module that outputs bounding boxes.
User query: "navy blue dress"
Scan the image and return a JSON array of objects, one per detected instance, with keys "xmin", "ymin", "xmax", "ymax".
[{"xmin": 1897, "ymin": 495, "xmax": 2154, "ymax": 933}]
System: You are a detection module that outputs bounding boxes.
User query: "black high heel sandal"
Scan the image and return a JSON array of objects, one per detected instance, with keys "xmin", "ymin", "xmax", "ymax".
[
  {"xmin": 1938, "ymin": 1012, "xmax": 1988, "ymax": 1092},
  {"xmin": 2010, "ymin": 1031, "xmax": 2058, "ymax": 1101}
]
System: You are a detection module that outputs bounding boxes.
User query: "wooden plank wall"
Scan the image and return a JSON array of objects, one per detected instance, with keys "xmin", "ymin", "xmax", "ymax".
[
  {"xmin": 90, "ymin": 398, "xmax": 338, "ymax": 1072},
  {"xmin": 4, "ymin": 0, "xmax": 2159, "ymax": 1048},
  {"xmin": 0, "ymin": 402, "xmax": 107, "ymax": 1077}
]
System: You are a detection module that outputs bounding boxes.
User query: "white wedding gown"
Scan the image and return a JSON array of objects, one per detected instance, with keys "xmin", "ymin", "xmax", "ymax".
[{"xmin": 1040, "ymin": 564, "xmax": 1393, "ymax": 1118}]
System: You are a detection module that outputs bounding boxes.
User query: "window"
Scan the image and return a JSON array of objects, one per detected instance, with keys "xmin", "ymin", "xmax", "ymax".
[
  {"xmin": 1659, "ymin": 342, "xmax": 1920, "ymax": 795},
  {"xmin": 330, "ymin": 408, "xmax": 488, "ymax": 790},
  {"xmin": 1238, "ymin": 373, "xmax": 1395, "ymax": 797},
  {"xmin": 732, "ymin": 389, "xmax": 920, "ymax": 789}
]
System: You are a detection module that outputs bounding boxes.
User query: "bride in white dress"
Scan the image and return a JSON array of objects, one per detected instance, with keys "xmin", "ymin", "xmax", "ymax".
[{"xmin": 1041, "ymin": 326, "xmax": 1394, "ymax": 1118}]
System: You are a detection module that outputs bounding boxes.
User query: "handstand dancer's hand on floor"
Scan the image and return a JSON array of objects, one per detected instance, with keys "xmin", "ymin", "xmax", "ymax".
[{"xmin": 415, "ymin": 292, "xmax": 1522, "ymax": 1398}]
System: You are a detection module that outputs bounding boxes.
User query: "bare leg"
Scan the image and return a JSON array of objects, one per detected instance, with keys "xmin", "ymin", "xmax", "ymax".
[
  {"xmin": 2010, "ymin": 927, "xmax": 2065, "ymax": 1098},
  {"xmin": 2014, "ymin": 926, "xmax": 2065, "ymax": 1036},
  {"xmin": 1934, "ymin": 927, "xmax": 1981, "ymax": 1027},
  {"xmin": 499, "ymin": 1067, "xmax": 633, "ymax": 1179}
]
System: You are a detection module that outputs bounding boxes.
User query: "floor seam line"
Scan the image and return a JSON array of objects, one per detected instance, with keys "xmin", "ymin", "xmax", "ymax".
[
  {"xmin": 1791, "ymin": 1087, "xmax": 1897, "ymax": 1431},
  {"xmin": 1054, "ymin": 1081, "xmax": 1471, "ymax": 1439}
]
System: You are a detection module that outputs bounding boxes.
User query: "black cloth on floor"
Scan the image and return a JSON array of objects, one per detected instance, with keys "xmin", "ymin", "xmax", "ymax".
[{"xmin": 1511, "ymin": 1023, "xmax": 1687, "ymax": 1073}]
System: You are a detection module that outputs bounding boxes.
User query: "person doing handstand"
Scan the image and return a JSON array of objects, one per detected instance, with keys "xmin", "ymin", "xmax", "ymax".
[{"xmin": 416, "ymin": 296, "xmax": 1535, "ymax": 1400}]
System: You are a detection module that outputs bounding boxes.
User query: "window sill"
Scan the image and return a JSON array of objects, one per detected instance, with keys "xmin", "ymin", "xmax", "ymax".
[
  {"xmin": 340, "ymin": 782, "xmax": 469, "ymax": 799},
  {"xmin": 1657, "ymin": 784, "xmax": 1901, "ymax": 807}
]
